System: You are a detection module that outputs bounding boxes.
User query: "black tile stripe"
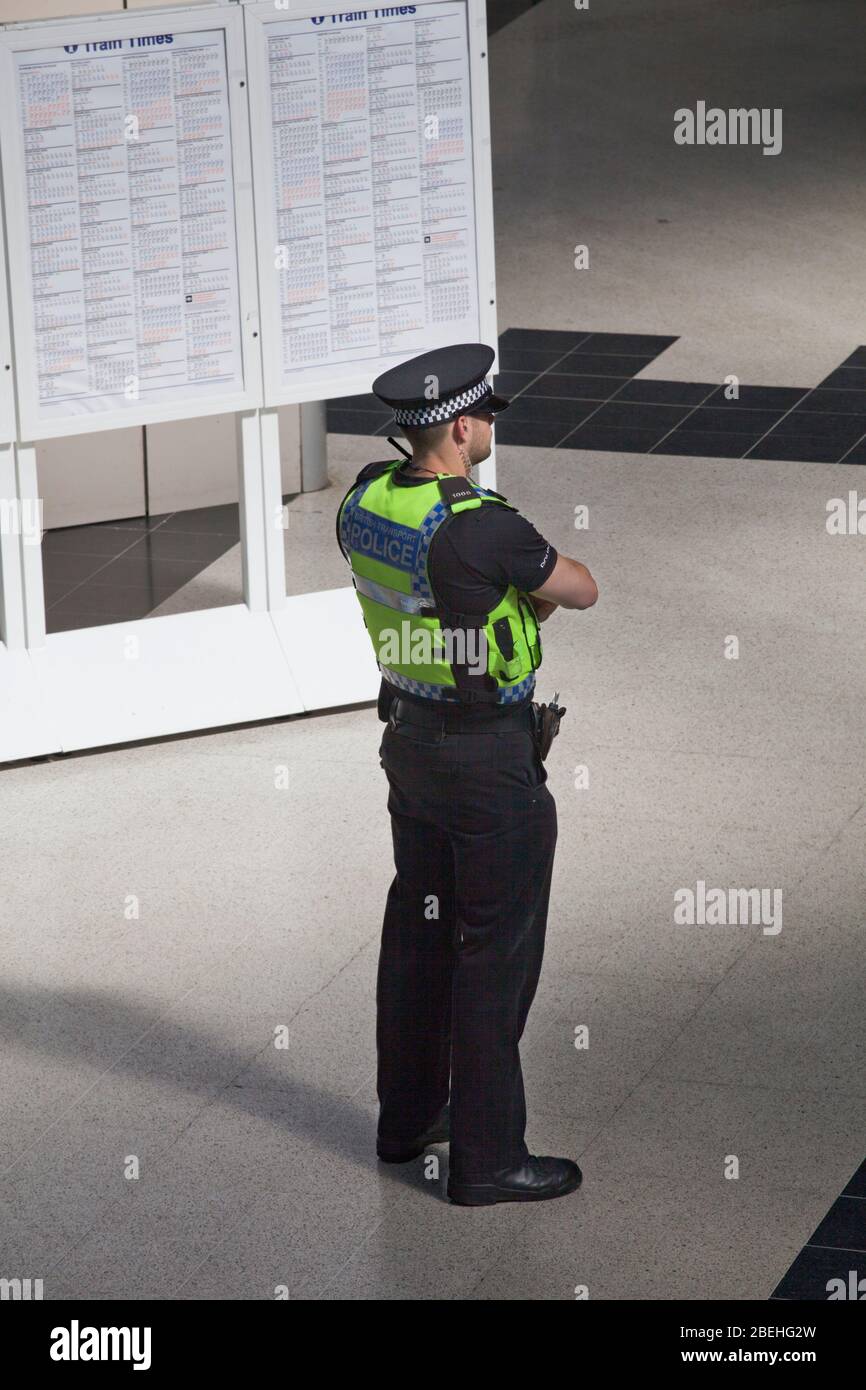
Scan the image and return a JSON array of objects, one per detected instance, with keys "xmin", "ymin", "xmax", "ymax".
[
  {"xmin": 43, "ymin": 328, "xmax": 866, "ymax": 634},
  {"xmin": 331, "ymin": 327, "xmax": 866, "ymax": 465},
  {"xmin": 772, "ymin": 1161, "xmax": 866, "ymax": 1301}
]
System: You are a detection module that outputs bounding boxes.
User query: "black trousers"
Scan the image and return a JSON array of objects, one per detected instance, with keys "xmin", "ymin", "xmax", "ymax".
[{"xmin": 376, "ymin": 707, "xmax": 558, "ymax": 1181}]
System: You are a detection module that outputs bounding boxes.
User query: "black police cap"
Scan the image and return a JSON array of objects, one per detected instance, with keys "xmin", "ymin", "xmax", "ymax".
[{"xmin": 371, "ymin": 343, "xmax": 510, "ymax": 428}]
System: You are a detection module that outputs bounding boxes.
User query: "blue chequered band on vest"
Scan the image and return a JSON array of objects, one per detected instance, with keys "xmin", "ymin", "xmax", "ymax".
[
  {"xmin": 339, "ymin": 481, "xmax": 372, "ymax": 560},
  {"xmin": 412, "ymin": 497, "xmax": 449, "ymax": 601},
  {"xmin": 381, "ymin": 667, "xmax": 536, "ymax": 705}
]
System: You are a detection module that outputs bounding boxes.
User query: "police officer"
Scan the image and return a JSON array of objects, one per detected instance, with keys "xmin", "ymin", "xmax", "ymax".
[{"xmin": 336, "ymin": 344, "xmax": 598, "ymax": 1205}]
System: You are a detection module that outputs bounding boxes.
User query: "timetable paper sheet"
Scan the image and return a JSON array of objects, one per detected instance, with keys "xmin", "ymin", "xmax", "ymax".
[
  {"xmin": 263, "ymin": 3, "xmax": 481, "ymax": 388},
  {"xmin": 13, "ymin": 27, "xmax": 245, "ymax": 424}
]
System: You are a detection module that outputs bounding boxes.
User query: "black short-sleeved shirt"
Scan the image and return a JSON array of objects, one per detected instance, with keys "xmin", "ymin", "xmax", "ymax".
[{"xmin": 380, "ymin": 463, "xmax": 558, "ymax": 712}]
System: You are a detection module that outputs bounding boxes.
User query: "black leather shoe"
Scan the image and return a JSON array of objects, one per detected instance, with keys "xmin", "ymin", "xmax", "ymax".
[
  {"xmin": 448, "ymin": 1156, "xmax": 582, "ymax": 1205},
  {"xmin": 377, "ymin": 1105, "xmax": 450, "ymax": 1163}
]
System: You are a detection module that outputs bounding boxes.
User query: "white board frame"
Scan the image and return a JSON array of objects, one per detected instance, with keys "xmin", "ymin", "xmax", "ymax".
[
  {"xmin": 0, "ymin": 196, "xmax": 23, "ymax": 650},
  {"xmin": 0, "ymin": 0, "xmax": 500, "ymax": 765},
  {"xmin": 0, "ymin": 3, "xmax": 264, "ymax": 442},
  {"xmin": 0, "ymin": 204, "xmax": 14, "ymax": 446},
  {"xmin": 243, "ymin": 0, "xmax": 499, "ymax": 407}
]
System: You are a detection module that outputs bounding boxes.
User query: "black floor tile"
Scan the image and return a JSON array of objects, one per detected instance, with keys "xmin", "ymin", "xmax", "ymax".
[
  {"xmin": 795, "ymin": 389, "xmax": 866, "ymax": 415},
  {"xmin": 616, "ymin": 379, "xmax": 717, "ymax": 406},
  {"xmin": 127, "ymin": 530, "xmax": 234, "ymax": 564},
  {"xmin": 577, "ymin": 400, "xmax": 693, "ymax": 430},
  {"xmin": 493, "ymin": 419, "xmax": 572, "ymax": 448},
  {"xmin": 773, "ymin": 1155, "xmax": 866, "ymax": 1298},
  {"xmin": 46, "ymin": 588, "xmax": 157, "ymax": 620},
  {"xmin": 651, "ymin": 430, "xmax": 760, "ymax": 458},
  {"xmin": 497, "ymin": 345, "xmax": 577, "ymax": 373},
  {"xmin": 42, "ymin": 525, "xmax": 144, "ymax": 558},
  {"xmin": 745, "ymin": 437, "xmax": 849, "ymax": 463},
  {"xmin": 839, "ymin": 438, "xmax": 866, "ymax": 463},
  {"xmin": 43, "ymin": 579, "xmax": 78, "ymax": 604},
  {"xmin": 840, "ymin": 346, "xmax": 866, "ymax": 368},
  {"xmin": 156, "ymin": 504, "xmax": 240, "ymax": 536},
  {"xmin": 95, "ymin": 514, "xmax": 171, "ymax": 532},
  {"xmin": 576, "ymin": 332, "xmax": 677, "ymax": 355},
  {"xmin": 700, "ymin": 385, "xmax": 808, "ymax": 411},
  {"xmin": 772, "ymin": 1245, "xmax": 863, "ymax": 1300},
  {"xmin": 504, "ymin": 395, "xmax": 599, "ymax": 426},
  {"xmin": 808, "ymin": 1197, "xmax": 866, "ymax": 1251},
  {"xmin": 327, "ymin": 408, "xmax": 392, "ymax": 434},
  {"xmin": 772, "ymin": 405, "xmax": 866, "ymax": 433},
  {"xmin": 94, "ymin": 551, "xmax": 216, "ymax": 589},
  {"xmin": 769, "ymin": 412, "xmax": 866, "ymax": 440},
  {"xmin": 47, "ymin": 609, "xmax": 139, "ymax": 634},
  {"xmin": 492, "ymin": 370, "xmax": 537, "ymax": 397},
  {"xmin": 498, "ymin": 327, "xmax": 591, "ymax": 352},
  {"xmin": 819, "ymin": 367, "xmax": 866, "ymax": 390},
  {"xmin": 685, "ymin": 405, "xmax": 784, "ymax": 433},
  {"xmin": 85, "ymin": 574, "xmax": 195, "ymax": 605},
  {"xmin": 42, "ymin": 551, "xmax": 117, "ymax": 585},
  {"xmin": 524, "ymin": 372, "xmax": 621, "ymax": 401},
  {"xmin": 555, "ymin": 349, "xmax": 656, "ymax": 377},
  {"xmin": 843, "ymin": 1161, "xmax": 866, "ymax": 1198},
  {"xmin": 560, "ymin": 422, "xmax": 668, "ymax": 453}
]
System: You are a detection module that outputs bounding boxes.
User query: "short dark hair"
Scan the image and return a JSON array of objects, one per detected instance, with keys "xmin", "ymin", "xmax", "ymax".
[{"xmin": 401, "ymin": 421, "xmax": 452, "ymax": 453}]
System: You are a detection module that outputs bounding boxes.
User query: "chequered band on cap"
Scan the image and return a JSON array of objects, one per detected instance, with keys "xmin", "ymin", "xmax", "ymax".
[{"xmin": 393, "ymin": 379, "xmax": 492, "ymax": 428}]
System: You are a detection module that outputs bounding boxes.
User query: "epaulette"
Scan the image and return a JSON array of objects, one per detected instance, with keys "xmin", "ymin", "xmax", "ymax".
[{"xmin": 354, "ymin": 458, "xmax": 398, "ymax": 485}]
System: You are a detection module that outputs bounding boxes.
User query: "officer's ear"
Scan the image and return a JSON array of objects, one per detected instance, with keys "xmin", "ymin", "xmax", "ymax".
[{"xmin": 453, "ymin": 414, "xmax": 472, "ymax": 444}]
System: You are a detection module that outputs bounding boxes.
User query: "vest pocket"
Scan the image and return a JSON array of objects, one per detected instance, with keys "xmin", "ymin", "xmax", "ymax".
[
  {"xmin": 517, "ymin": 596, "xmax": 542, "ymax": 670},
  {"xmin": 491, "ymin": 616, "xmax": 523, "ymax": 680}
]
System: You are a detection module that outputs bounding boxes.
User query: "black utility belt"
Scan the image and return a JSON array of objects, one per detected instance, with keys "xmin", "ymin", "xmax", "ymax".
[{"xmin": 390, "ymin": 696, "xmax": 533, "ymax": 735}]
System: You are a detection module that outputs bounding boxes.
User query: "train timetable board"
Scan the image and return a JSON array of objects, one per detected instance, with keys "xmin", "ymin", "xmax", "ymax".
[
  {"xmin": 0, "ymin": 5, "xmax": 263, "ymax": 441},
  {"xmin": 244, "ymin": 0, "xmax": 497, "ymax": 406}
]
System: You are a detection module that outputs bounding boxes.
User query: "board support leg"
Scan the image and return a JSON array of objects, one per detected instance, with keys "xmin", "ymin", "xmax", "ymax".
[
  {"xmin": 15, "ymin": 441, "xmax": 46, "ymax": 650},
  {"xmin": 0, "ymin": 442, "xmax": 26, "ymax": 650},
  {"xmin": 238, "ymin": 406, "xmax": 286, "ymax": 613},
  {"xmin": 260, "ymin": 405, "xmax": 287, "ymax": 611},
  {"xmin": 299, "ymin": 400, "xmax": 328, "ymax": 493}
]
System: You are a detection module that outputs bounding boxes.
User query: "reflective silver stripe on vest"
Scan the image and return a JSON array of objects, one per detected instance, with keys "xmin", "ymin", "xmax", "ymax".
[{"xmin": 353, "ymin": 572, "xmax": 429, "ymax": 614}]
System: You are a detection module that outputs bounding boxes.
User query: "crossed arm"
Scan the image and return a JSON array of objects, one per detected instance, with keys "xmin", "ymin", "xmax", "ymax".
[{"xmin": 531, "ymin": 555, "xmax": 598, "ymax": 620}]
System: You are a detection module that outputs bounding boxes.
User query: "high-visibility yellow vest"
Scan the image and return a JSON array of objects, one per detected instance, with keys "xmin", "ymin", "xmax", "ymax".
[{"xmin": 337, "ymin": 459, "xmax": 541, "ymax": 705}]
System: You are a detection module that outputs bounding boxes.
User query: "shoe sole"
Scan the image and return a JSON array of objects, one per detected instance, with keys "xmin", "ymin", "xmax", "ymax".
[{"xmin": 448, "ymin": 1172, "xmax": 582, "ymax": 1206}]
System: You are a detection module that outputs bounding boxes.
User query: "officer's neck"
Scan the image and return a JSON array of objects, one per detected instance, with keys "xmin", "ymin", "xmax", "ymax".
[{"xmin": 406, "ymin": 445, "xmax": 470, "ymax": 479}]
